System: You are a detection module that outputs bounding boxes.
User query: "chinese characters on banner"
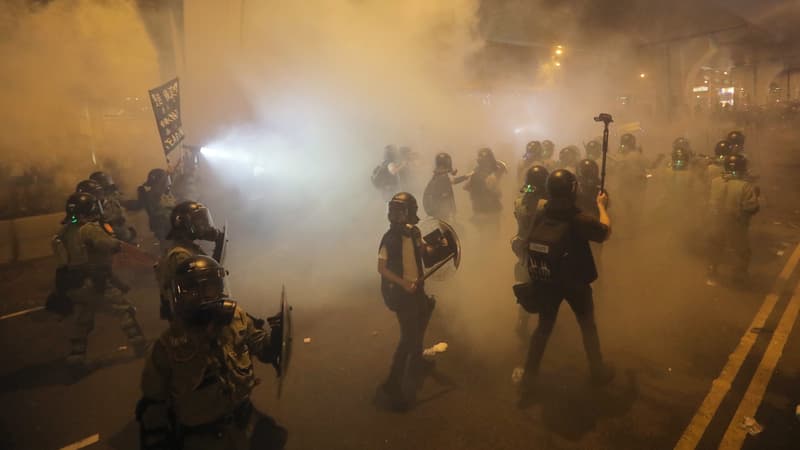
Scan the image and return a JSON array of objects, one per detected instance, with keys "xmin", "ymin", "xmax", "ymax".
[{"xmin": 148, "ymin": 78, "xmax": 185, "ymax": 156}]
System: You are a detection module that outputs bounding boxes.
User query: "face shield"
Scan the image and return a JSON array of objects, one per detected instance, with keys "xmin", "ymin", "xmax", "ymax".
[
  {"xmin": 172, "ymin": 267, "xmax": 233, "ymax": 325},
  {"xmin": 187, "ymin": 206, "xmax": 216, "ymax": 240}
]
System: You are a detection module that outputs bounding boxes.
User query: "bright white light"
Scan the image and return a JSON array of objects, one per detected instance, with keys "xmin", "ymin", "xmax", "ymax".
[
  {"xmin": 639, "ymin": 73, "xmax": 646, "ymax": 78},
  {"xmin": 555, "ymin": 49, "xmax": 563, "ymax": 55},
  {"xmin": 554, "ymin": 61, "xmax": 561, "ymax": 67}
]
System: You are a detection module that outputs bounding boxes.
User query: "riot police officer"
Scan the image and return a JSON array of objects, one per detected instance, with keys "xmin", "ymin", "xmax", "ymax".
[
  {"xmin": 464, "ymin": 148, "xmax": 506, "ymax": 231},
  {"xmin": 726, "ymin": 130, "xmax": 745, "ymax": 153},
  {"xmin": 541, "ymin": 140, "xmax": 556, "ymax": 164},
  {"xmin": 135, "ymin": 169, "xmax": 176, "ymax": 250},
  {"xmin": 672, "ymin": 137, "xmax": 692, "ymax": 155},
  {"xmin": 558, "ymin": 146, "xmax": 581, "ymax": 172},
  {"xmin": 138, "ymin": 255, "xmax": 287, "ymax": 449},
  {"xmin": 706, "ymin": 154, "xmax": 760, "ymax": 286},
  {"xmin": 371, "ymin": 145, "xmax": 403, "ymax": 200},
  {"xmin": 517, "ymin": 141, "xmax": 545, "ymax": 184},
  {"xmin": 511, "ymin": 165, "xmax": 548, "ymax": 338},
  {"xmin": 52, "ymin": 192, "xmax": 146, "ymax": 367},
  {"xmin": 614, "ymin": 133, "xmax": 648, "ymax": 236},
  {"xmin": 576, "ymin": 159, "xmax": 601, "ymax": 218},
  {"xmin": 518, "ymin": 170, "xmax": 614, "ymax": 407},
  {"xmin": 422, "ymin": 152, "xmax": 467, "ymax": 221},
  {"xmin": 584, "ymin": 139, "xmax": 602, "ymax": 162},
  {"xmin": 155, "ymin": 201, "xmax": 223, "ymax": 320},
  {"xmin": 707, "ymin": 140, "xmax": 732, "ymax": 182},
  {"xmin": 90, "ymin": 171, "xmax": 137, "ymax": 243},
  {"xmin": 378, "ymin": 192, "xmax": 444, "ymax": 410}
]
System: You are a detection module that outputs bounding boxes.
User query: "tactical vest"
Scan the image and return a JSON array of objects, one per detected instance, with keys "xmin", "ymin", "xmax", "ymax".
[
  {"xmin": 379, "ymin": 225, "xmax": 423, "ymax": 308},
  {"xmin": 158, "ymin": 307, "xmax": 258, "ymax": 427},
  {"xmin": 52, "ymin": 224, "xmax": 89, "ymax": 268}
]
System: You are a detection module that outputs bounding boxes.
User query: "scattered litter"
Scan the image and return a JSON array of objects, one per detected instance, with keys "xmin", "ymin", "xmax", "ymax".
[
  {"xmin": 303, "ymin": 337, "xmax": 312, "ymax": 344},
  {"xmin": 422, "ymin": 342, "xmax": 448, "ymax": 357},
  {"xmin": 777, "ymin": 250, "xmax": 785, "ymax": 256},
  {"xmin": 117, "ymin": 345, "xmax": 128, "ymax": 351},
  {"xmin": 739, "ymin": 416, "xmax": 764, "ymax": 436},
  {"xmin": 511, "ymin": 367, "xmax": 525, "ymax": 384}
]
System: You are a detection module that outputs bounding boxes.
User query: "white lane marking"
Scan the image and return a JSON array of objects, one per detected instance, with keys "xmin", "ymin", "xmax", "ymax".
[
  {"xmin": 674, "ymin": 241, "xmax": 800, "ymax": 449},
  {"xmin": 719, "ymin": 279, "xmax": 800, "ymax": 449},
  {"xmin": 59, "ymin": 433, "xmax": 100, "ymax": 450},
  {"xmin": 0, "ymin": 306, "xmax": 45, "ymax": 321}
]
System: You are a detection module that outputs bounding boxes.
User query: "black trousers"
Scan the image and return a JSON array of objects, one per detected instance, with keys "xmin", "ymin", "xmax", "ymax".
[
  {"xmin": 523, "ymin": 283, "xmax": 603, "ymax": 381},
  {"xmin": 386, "ymin": 291, "xmax": 435, "ymax": 387}
]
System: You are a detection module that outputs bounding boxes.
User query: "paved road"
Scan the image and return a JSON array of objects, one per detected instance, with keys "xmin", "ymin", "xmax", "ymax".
[{"xmin": 1, "ymin": 130, "xmax": 799, "ymax": 450}]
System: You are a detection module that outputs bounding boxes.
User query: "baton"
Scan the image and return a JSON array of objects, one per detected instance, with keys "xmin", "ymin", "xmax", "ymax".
[{"xmin": 593, "ymin": 113, "xmax": 614, "ymax": 193}]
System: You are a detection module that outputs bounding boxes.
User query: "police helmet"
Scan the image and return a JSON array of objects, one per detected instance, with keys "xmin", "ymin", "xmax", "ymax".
[
  {"xmin": 64, "ymin": 192, "xmax": 103, "ymax": 224},
  {"xmin": 146, "ymin": 168, "xmax": 171, "ymax": 189},
  {"xmin": 576, "ymin": 159, "xmax": 600, "ymax": 185},
  {"xmin": 726, "ymin": 130, "xmax": 745, "ymax": 149},
  {"xmin": 171, "ymin": 255, "xmax": 236, "ymax": 326},
  {"xmin": 388, "ymin": 192, "xmax": 420, "ymax": 225},
  {"xmin": 714, "ymin": 140, "xmax": 732, "ymax": 160},
  {"xmin": 542, "ymin": 140, "xmax": 555, "ymax": 159},
  {"xmin": 167, "ymin": 201, "xmax": 217, "ymax": 240},
  {"xmin": 75, "ymin": 179, "xmax": 105, "ymax": 200},
  {"xmin": 525, "ymin": 141, "xmax": 543, "ymax": 160},
  {"xmin": 89, "ymin": 171, "xmax": 116, "ymax": 192},
  {"xmin": 559, "ymin": 146, "xmax": 580, "ymax": 167},
  {"xmin": 522, "ymin": 165, "xmax": 548, "ymax": 193},
  {"xmin": 584, "ymin": 140, "xmax": 601, "ymax": 160},
  {"xmin": 724, "ymin": 153, "xmax": 747, "ymax": 177},
  {"xmin": 620, "ymin": 133, "xmax": 637, "ymax": 153},
  {"xmin": 476, "ymin": 147, "xmax": 499, "ymax": 171},
  {"xmin": 435, "ymin": 152, "xmax": 453, "ymax": 173},
  {"xmin": 671, "ymin": 148, "xmax": 690, "ymax": 170},
  {"xmin": 672, "ymin": 137, "xmax": 691, "ymax": 151},
  {"xmin": 384, "ymin": 145, "xmax": 398, "ymax": 163},
  {"xmin": 547, "ymin": 169, "xmax": 578, "ymax": 202}
]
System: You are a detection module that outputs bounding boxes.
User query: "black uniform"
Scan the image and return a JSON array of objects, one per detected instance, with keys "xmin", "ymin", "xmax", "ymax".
[
  {"xmin": 378, "ymin": 193, "xmax": 436, "ymax": 410},
  {"xmin": 518, "ymin": 171, "xmax": 613, "ymax": 404},
  {"xmin": 522, "ymin": 203, "xmax": 610, "ymax": 384}
]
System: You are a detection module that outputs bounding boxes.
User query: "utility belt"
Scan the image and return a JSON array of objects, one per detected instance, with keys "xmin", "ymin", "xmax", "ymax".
[{"xmin": 179, "ymin": 401, "xmax": 253, "ymax": 437}]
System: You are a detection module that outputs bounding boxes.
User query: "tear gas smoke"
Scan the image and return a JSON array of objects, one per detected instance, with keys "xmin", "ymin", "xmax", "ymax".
[{"xmin": 0, "ymin": 0, "xmax": 164, "ymax": 194}]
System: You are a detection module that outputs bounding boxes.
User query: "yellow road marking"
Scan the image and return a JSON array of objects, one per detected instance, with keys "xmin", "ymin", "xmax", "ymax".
[
  {"xmin": 719, "ymin": 278, "xmax": 800, "ymax": 449},
  {"xmin": 674, "ymin": 241, "xmax": 800, "ymax": 449},
  {"xmin": 59, "ymin": 433, "xmax": 99, "ymax": 450}
]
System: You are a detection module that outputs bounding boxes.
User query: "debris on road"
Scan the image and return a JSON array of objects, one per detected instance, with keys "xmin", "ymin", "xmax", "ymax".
[
  {"xmin": 777, "ymin": 250, "xmax": 785, "ymax": 256},
  {"xmin": 303, "ymin": 337, "xmax": 312, "ymax": 344},
  {"xmin": 511, "ymin": 367, "xmax": 524, "ymax": 384},
  {"xmin": 422, "ymin": 342, "xmax": 448, "ymax": 357},
  {"xmin": 739, "ymin": 416, "xmax": 764, "ymax": 436}
]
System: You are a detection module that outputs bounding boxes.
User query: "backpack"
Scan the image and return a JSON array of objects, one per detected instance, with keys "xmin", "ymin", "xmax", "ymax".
[
  {"xmin": 371, "ymin": 163, "xmax": 396, "ymax": 190},
  {"xmin": 526, "ymin": 214, "xmax": 572, "ymax": 283}
]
